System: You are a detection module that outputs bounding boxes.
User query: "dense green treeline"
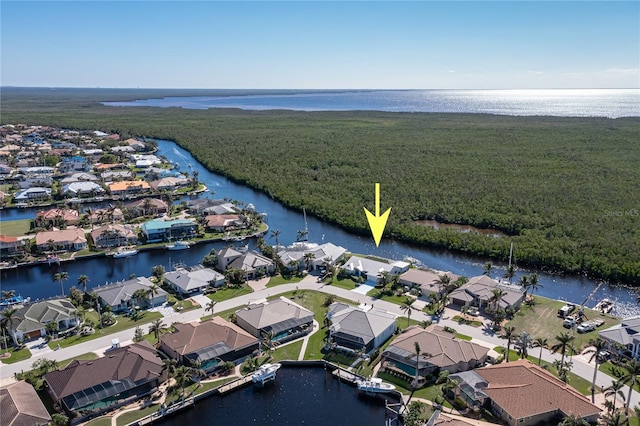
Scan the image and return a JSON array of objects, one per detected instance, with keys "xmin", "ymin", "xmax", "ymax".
[{"xmin": 2, "ymin": 88, "xmax": 639, "ymax": 284}]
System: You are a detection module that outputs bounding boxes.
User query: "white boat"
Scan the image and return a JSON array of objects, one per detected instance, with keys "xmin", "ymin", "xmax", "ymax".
[
  {"xmin": 112, "ymin": 247, "xmax": 138, "ymax": 258},
  {"xmin": 356, "ymin": 377, "xmax": 396, "ymax": 394},
  {"xmin": 594, "ymin": 298, "xmax": 614, "ymax": 314},
  {"xmin": 251, "ymin": 363, "xmax": 281, "ymax": 384},
  {"xmin": 165, "ymin": 240, "xmax": 191, "ymax": 250}
]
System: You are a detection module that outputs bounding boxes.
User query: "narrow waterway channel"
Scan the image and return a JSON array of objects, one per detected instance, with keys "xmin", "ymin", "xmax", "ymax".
[{"xmin": 1, "ymin": 138, "xmax": 638, "ymax": 315}]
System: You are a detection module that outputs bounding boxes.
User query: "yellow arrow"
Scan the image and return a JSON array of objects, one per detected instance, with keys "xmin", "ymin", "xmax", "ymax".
[{"xmin": 363, "ymin": 183, "xmax": 391, "ymax": 247}]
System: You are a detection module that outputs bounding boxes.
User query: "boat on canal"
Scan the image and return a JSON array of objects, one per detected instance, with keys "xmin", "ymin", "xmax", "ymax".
[
  {"xmin": 111, "ymin": 247, "xmax": 139, "ymax": 258},
  {"xmin": 252, "ymin": 363, "xmax": 282, "ymax": 385},
  {"xmin": 0, "ymin": 295, "xmax": 30, "ymax": 308},
  {"xmin": 165, "ymin": 240, "xmax": 191, "ymax": 251},
  {"xmin": 356, "ymin": 377, "xmax": 396, "ymax": 394}
]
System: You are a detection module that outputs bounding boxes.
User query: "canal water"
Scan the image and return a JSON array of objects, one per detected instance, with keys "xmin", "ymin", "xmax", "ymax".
[
  {"xmin": 1, "ymin": 139, "xmax": 638, "ymax": 315},
  {"xmin": 158, "ymin": 366, "xmax": 397, "ymax": 426}
]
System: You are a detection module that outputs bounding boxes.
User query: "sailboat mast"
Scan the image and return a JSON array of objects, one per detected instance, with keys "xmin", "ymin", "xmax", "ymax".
[{"xmin": 508, "ymin": 243, "xmax": 514, "ymax": 268}]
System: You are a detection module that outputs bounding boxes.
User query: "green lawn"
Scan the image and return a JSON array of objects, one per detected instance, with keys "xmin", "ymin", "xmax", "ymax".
[
  {"xmin": 376, "ymin": 371, "xmax": 453, "ymax": 408},
  {"xmin": 207, "ymin": 285, "xmax": 252, "ymax": 302},
  {"xmin": 451, "ymin": 316, "xmax": 483, "ymax": 328},
  {"xmin": 0, "ymin": 219, "xmax": 32, "ymax": 236},
  {"xmin": 266, "ymin": 274, "xmax": 305, "ymax": 287},
  {"xmin": 326, "ymin": 277, "xmax": 357, "ymax": 291},
  {"xmin": 84, "ymin": 417, "xmax": 113, "ymax": 426},
  {"xmin": 272, "ymin": 340, "xmax": 304, "ymax": 362},
  {"xmin": 50, "ymin": 310, "xmax": 163, "ymax": 349},
  {"xmin": 505, "ymin": 295, "xmax": 619, "ymax": 352},
  {"xmin": 115, "ymin": 404, "xmax": 160, "ymax": 426},
  {"xmin": 60, "ymin": 352, "xmax": 99, "ymax": 368},
  {"xmin": 0, "ymin": 346, "xmax": 32, "ymax": 364}
]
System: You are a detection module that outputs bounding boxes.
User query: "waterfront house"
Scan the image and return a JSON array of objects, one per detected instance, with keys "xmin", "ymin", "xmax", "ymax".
[
  {"xmin": 17, "ymin": 176, "xmax": 53, "ymax": 190},
  {"xmin": 148, "ymin": 176, "xmax": 190, "ymax": 191},
  {"xmin": 90, "ymin": 224, "xmax": 138, "ymax": 248},
  {"xmin": 92, "ymin": 277, "xmax": 168, "ymax": 312},
  {"xmin": 124, "ymin": 198, "xmax": 169, "ymax": 217},
  {"xmin": 35, "ymin": 228, "xmax": 87, "ymax": 252},
  {"xmin": 108, "ymin": 180, "xmax": 151, "ymax": 197},
  {"xmin": 235, "ymin": 297, "xmax": 314, "ymax": 344},
  {"xmin": 9, "ymin": 298, "xmax": 79, "ymax": 343},
  {"xmin": 204, "ymin": 214, "xmax": 245, "ymax": 232},
  {"xmin": 87, "ymin": 207, "xmax": 124, "ymax": 225},
  {"xmin": 159, "ymin": 316, "xmax": 258, "ymax": 372},
  {"xmin": 447, "ymin": 275, "xmax": 525, "ymax": 311},
  {"xmin": 381, "ymin": 325, "xmax": 489, "ymax": 384},
  {"xmin": 110, "ymin": 145, "xmax": 136, "ymax": 154},
  {"xmin": 185, "ymin": 198, "xmax": 228, "ymax": 215},
  {"xmin": 140, "ymin": 218, "xmax": 198, "ymax": 242},
  {"xmin": 13, "ymin": 187, "xmax": 51, "ymax": 201},
  {"xmin": 202, "ymin": 203, "xmax": 240, "ymax": 216},
  {"xmin": 164, "ymin": 266, "xmax": 225, "ymax": 295},
  {"xmin": 399, "ymin": 268, "xmax": 461, "ymax": 297},
  {"xmin": 35, "ymin": 208, "xmax": 81, "ymax": 227},
  {"xmin": 61, "ymin": 181, "xmax": 105, "ymax": 197},
  {"xmin": 339, "ymin": 255, "xmax": 410, "ymax": 283},
  {"xmin": 0, "ymin": 234, "xmax": 25, "ymax": 259},
  {"xmin": 43, "ymin": 341, "xmax": 165, "ymax": 417},
  {"xmin": 327, "ymin": 302, "xmax": 397, "ymax": 352},
  {"xmin": 131, "ymin": 154, "xmax": 162, "ymax": 168},
  {"xmin": 60, "ymin": 172, "xmax": 99, "ymax": 184},
  {"xmin": 598, "ymin": 316, "xmax": 640, "ymax": 358},
  {"xmin": 276, "ymin": 242, "xmax": 347, "ymax": 272},
  {"xmin": 125, "ymin": 138, "xmax": 146, "ymax": 150},
  {"xmin": 449, "ymin": 360, "xmax": 601, "ymax": 426},
  {"xmin": 216, "ymin": 248, "xmax": 275, "ymax": 278},
  {"xmin": 100, "ymin": 169, "xmax": 133, "ymax": 182},
  {"xmin": 0, "ymin": 380, "xmax": 51, "ymax": 426}
]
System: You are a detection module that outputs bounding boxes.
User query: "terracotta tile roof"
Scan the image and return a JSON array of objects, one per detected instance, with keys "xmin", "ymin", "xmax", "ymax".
[
  {"xmin": 205, "ymin": 214, "xmax": 242, "ymax": 227},
  {"xmin": 475, "ymin": 359, "xmax": 601, "ymax": 420},
  {"xmin": 108, "ymin": 180, "xmax": 151, "ymax": 191},
  {"xmin": 0, "ymin": 235, "xmax": 18, "ymax": 243},
  {"xmin": 35, "ymin": 228, "xmax": 87, "ymax": 246},
  {"xmin": 160, "ymin": 316, "xmax": 258, "ymax": 356},
  {"xmin": 36, "ymin": 208, "xmax": 79, "ymax": 223},
  {"xmin": 0, "ymin": 380, "xmax": 51, "ymax": 426}
]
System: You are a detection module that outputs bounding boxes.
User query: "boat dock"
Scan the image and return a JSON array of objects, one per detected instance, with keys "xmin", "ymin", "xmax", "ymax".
[
  {"xmin": 331, "ymin": 368, "xmax": 360, "ymax": 385},
  {"xmin": 216, "ymin": 375, "xmax": 253, "ymax": 395}
]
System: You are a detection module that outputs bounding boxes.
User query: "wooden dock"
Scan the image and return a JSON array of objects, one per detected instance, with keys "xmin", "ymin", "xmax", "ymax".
[
  {"xmin": 216, "ymin": 375, "xmax": 253, "ymax": 395},
  {"xmin": 331, "ymin": 368, "xmax": 359, "ymax": 384}
]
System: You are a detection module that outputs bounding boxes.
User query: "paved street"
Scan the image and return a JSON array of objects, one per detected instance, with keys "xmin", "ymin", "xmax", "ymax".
[{"xmin": 1, "ymin": 275, "xmax": 638, "ymax": 409}]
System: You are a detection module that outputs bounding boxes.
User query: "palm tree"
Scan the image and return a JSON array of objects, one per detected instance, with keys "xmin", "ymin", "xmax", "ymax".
[
  {"xmin": 302, "ymin": 252, "xmax": 316, "ymax": 271},
  {"xmin": 600, "ymin": 410, "xmax": 629, "ymax": 426},
  {"xmin": 205, "ymin": 300, "xmax": 217, "ymax": 316},
  {"xmin": 436, "ymin": 274, "xmax": 451, "ymax": 295},
  {"xmin": 517, "ymin": 331, "xmax": 531, "ymax": 359},
  {"xmin": 77, "ymin": 274, "xmax": 90, "ymax": 294},
  {"xmin": 53, "ymin": 271, "xmax": 69, "ymax": 296},
  {"xmin": 583, "ymin": 338, "xmax": 607, "ymax": 402},
  {"xmin": 518, "ymin": 275, "xmax": 529, "ymax": 294},
  {"xmin": 261, "ymin": 330, "xmax": 276, "ymax": 357},
  {"xmin": 147, "ymin": 283, "xmax": 161, "ymax": 307},
  {"xmin": 413, "ymin": 341, "xmax": 422, "ymax": 389},
  {"xmin": 603, "ymin": 380, "xmax": 626, "ymax": 412},
  {"xmin": 482, "ymin": 262, "xmax": 493, "ymax": 277},
  {"xmin": 1, "ymin": 308, "xmax": 18, "ymax": 352},
  {"xmin": 1, "ymin": 290, "xmax": 15, "ymax": 300},
  {"xmin": 559, "ymin": 413, "xmax": 588, "ymax": 426},
  {"xmin": 149, "ymin": 319, "xmax": 166, "ymax": 342},
  {"xmin": 296, "ymin": 229, "xmax": 308, "ymax": 242},
  {"xmin": 527, "ymin": 273, "xmax": 542, "ymax": 297},
  {"xmin": 501, "ymin": 326, "xmax": 516, "ymax": 362},
  {"xmin": 489, "ymin": 288, "xmax": 506, "ymax": 312},
  {"xmin": 173, "ymin": 365, "xmax": 197, "ymax": 401},
  {"xmin": 551, "ymin": 332, "xmax": 576, "ymax": 366},
  {"xmin": 400, "ymin": 300, "xmax": 413, "ymax": 327},
  {"xmin": 163, "ymin": 358, "xmax": 177, "ymax": 377},
  {"xmin": 621, "ymin": 359, "xmax": 640, "ymax": 414},
  {"xmin": 269, "ymin": 229, "xmax": 281, "ymax": 249},
  {"xmin": 531, "ymin": 337, "xmax": 548, "ymax": 366},
  {"xmin": 504, "ymin": 264, "xmax": 516, "ymax": 284}
]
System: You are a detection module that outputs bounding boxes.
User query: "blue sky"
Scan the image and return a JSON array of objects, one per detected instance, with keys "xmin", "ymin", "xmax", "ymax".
[{"xmin": 1, "ymin": 1, "xmax": 638, "ymax": 89}]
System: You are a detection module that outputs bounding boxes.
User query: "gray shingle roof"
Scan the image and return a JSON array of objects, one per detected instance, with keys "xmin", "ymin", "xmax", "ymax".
[
  {"xmin": 235, "ymin": 297, "xmax": 314, "ymax": 334},
  {"xmin": 13, "ymin": 299, "xmax": 76, "ymax": 333},
  {"xmin": 328, "ymin": 303, "xmax": 396, "ymax": 346},
  {"xmin": 92, "ymin": 277, "xmax": 167, "ymax": 307}
]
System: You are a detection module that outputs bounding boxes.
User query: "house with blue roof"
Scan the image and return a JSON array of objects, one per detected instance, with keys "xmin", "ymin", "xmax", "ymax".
[{"xmin": 140, "ymin": 219, "xmax": 198, "ymax": 242}]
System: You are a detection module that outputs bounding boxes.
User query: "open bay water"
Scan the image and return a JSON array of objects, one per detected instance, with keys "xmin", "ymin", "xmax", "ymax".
[
  {"xmin": 2, "ymin": 139, "xmax": 639, "ymax": 315},
  {"xmin": 158, "ymin": 366, "xmax": 397, "ymax": 426},
  {"xmin": 104, "ymin": 88, "xmax": 640, "ymax": 118}
]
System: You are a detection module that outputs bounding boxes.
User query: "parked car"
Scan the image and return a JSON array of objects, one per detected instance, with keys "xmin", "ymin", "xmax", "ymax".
[
  {"xmin": 558, "ymin": 303, "xmax": 576, "ymax": 318},
  {"xmin": 576, "ymin": 321, "xmax": 596, "ymax": 333}
]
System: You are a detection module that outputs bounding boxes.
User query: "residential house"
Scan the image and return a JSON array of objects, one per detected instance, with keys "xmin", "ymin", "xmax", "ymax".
[
  {"xmin": 17, "ymin": 176, "xmax": 53, "ymax": 190},
  {"xmin": 62, "ymin": 182, "xmax": 105, "ymax": 197},
  {"xmin": 235, "ymin": 297, "xmax": 314, "ymax": 344},
  {"xmin": 0, "ymin": 380, "xmax": 51, "ymax": 426},
  {"xmin": 449, "ymin": 360, "xmax": 601, "ymax": 426},
  {"xmin": 92, "ymin": 277, "xmax": 168, "ymax": 312},
  {"xmin": 0, "ymin": 235, "xmax": 25, "ymax": 259},
  {"xmin": 19, "ymin": 166, "xmax": 54, "ymax": 177},
  {"xmin": 599, "ymin": 316, "xmax": 640, "ymax": 358},
  {"xmin": 448, "ymin": 275, "xmax": 525, "ymax": 312},
  {"xmin": 140, "ymin": 218, "xmax": 198, "ymax": 242},
  {"xmin": 202, "ymin": 203, "xmax": 239, "ymax": 216},
  {"xmin": 164, "ymin": 266, "xmax": 225, "ymax": 295},
  {"xmin": 276, "ymin": 242, "xmax": 347, "ymax": 272},
  {"xmin": 35, "ymin": 208, "xmax": 80, "ymax": 227},
  {"xmin": 216, "ymin": 248, "xmax": 275, "ymax": 278},
  {"xmin": 125, "ymin": 138, "xmax": 146, "ymax": 151},
  {"xmin": 43, "ymin": 341, "xmax": 165, "ymax": 416},
  {"xmin": 13, "ymin": 187, "xmax": 51, "ymax": 201},
  {"xmin": 60, "ymin": 172, "xmax": 99, "ymax": 184},
  {"xmin": 108, "ymin": 180, "xmax": 151, "ymax": 197},
  {"xmin": 125, "ymin": 198, "xmax": 169, "ymax": 217},
  {"xmin": 91, "ymin": 224, "xmax": 138, "ymax": 248},
  {"xmin": 327, "ymin": 302, "xmax": 397, "ymax": 352},
  {"xmin": 59, "ymin": 156, "xmax": 89, "ymax": 173},
  {"xmin": 340, "ymin": 255, "xmax": 410, "ymax": 283},
  {"xmin": 35, "ymin": 228, "xmax": 87, "ymax": 252},
  {"xmin": 149, "ymin": 176, "xmax": 190, "ymax": 191},
  {"xmin": 87, "ymin": 207, "xmax": 124, "ymax": 225},
  {"xmin": 101, "ymin": 170, "xmax": 133, "ymax": 182},
  {"xmin": 381, "ymin": 325, "xmax": 489, "ymax": 385},
  {"xmin": 159, "ymin": 316, "xmax": 259, "ymax": 372},
  {"xmin": 110, "ymin": 145, "xmax": 135, "ymax": 154},
  {"xmin": 399, "ymin": 268, "xmax": 461, "ymax": 297},
  {"xmin": 130, "ymin": 154, "xmax": 162, "ymax": 168},
  {"xmin": 9, "ymin": 298, "xmax": 79, "ymax": 343},
  {"xmin": 186, "ymin": 198, "xmax": 228, "ymax": 215},
  {"xmin": 205, "ymin": 214, "xmax": 245, "ymax": 232}
]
